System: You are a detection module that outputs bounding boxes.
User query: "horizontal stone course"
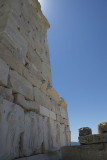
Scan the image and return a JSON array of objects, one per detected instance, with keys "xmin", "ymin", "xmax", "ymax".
[{"xmin": 79, "ymin": 133, "xmax": 107, "ymax": 145}]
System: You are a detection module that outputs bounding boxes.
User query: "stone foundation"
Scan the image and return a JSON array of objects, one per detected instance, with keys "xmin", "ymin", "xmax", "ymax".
[{"xmin": 0, "ymin": 0, "xmax": 71, "ymax": 159}]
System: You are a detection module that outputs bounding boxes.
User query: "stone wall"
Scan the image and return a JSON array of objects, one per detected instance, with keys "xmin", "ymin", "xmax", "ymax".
[
  {"xmin": 61, "ymin": 125, "xmax": 107, "ymax": 160},
  {"xmin": 0, "ymin": 0, "xmax": 71, "ymax": 160}
]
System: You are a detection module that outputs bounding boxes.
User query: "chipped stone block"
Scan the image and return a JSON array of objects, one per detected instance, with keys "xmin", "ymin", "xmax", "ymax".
[
  {"xmin": 15, "ymin": 93, "xmax": 39, "ymax": 112},
  {"xmin": 9, "ymin": 70, "xmax": 33, "ymax": 100},
  {"xmin": 98, "ymin": 122, "xmax": 107, "ymax": 134},
  {"xmin": 0, "ymin": 86, "xmax": 13, "ymax": 101},
  {"xmin": 79, "ymin": 133, "xmax": 107, "ymax": 145},
  {"xmin": 22, "ymin": 112, "xmax": 43, "ymax": 156},
  {"xmin": 79, "ymin": 127, "xmax": 92, "ymax": 137},
  {"xmin": 0, "ymin": 98, "xmax": 24, "ymax": 159},
  {"xmin": 0, "ymin": 58, "xmax": 9, "ymax": 85}
]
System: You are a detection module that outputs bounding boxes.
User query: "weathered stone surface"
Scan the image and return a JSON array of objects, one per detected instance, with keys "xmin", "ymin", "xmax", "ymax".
[
  {"xmin": 41, "ymin": 62, "xmax": 52, "ymax": 83},
  {"xmin": 79, "ymin": 127, "xmax": 92, "ymax": 137},
  {"xmin": 60, "ymin": 106, "xmax": 68, "ymax": 120},
  {"xmin": 9, "ymin": 70, "xmax": 33, "ymax": 100},
  {"xmin": 98, "ymin": 122, "xmax": 107, "ymax": 134},
  {"xmin": 15, "ymin": 93, "xmax": 39, "ymax": 112},
  {"xmin": 0, "ymin": 98, "xmax": 24, "ymax": 159},
  {"xmin": 39, "ymin": 105, "xmax": 50, "ymax": 117},
  {"xmin": 0, "ymin": 58, "xmax": 9, "ymax": 85},
  {"xmin": 34, "ymin": 87, "xmax": 51, "ymax": 109},
  {"xmin": 0, "ymin": 0, "xmax": 71, "ymax": 159},
  {"xmin": 0, "ymin": 86, "xmax": 13, "ymax": 101},
  {"xmin": 79, "ymin": 133, "xmax": 107, "ymax": 145},
  {"xmin": 50, "ymin": 111, "xmax": 56, "ymax": 121},
  {"xmin": 60, "ymin": 124, "xmax": 68, "ymax": 147},
  {"xmin": 61, "ymin": 143, "xmax": 107, "ymax": 160},
  {"xmin": 48, "ymin": 119, "xmax": 60, "ymax": 150},
  {"xmin": 22, "ymin": 112, "xmax": 43, "ymax": 156}
]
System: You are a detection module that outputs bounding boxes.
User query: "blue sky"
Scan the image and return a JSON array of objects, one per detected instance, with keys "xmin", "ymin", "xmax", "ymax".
[{"xmin": 38, "ymin": 0, "xmax": 107, "ymax": 141}]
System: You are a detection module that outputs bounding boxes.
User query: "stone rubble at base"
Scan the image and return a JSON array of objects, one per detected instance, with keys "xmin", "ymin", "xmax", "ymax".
[{"xmin": 0, "ymin": 0, "xmax": 71, "ymax": 160}]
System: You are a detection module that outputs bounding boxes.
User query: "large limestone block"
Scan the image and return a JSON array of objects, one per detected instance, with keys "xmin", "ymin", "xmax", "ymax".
[
  {"xmin": 0, "ymin": 86, "xmax": 13, "ymax": 102},
  {"xmin": 9, "ymin": 70, "xmax": 33, "ymax": 100},
  {"xmin": 39, "ymin": 105, "xmax": 50, "ymax": 117},
  {"xmin": 0, "ymin": 98, "xmax": 24, "ymax": 160},
  {"xmin": 0, "ymin": 58, "xmax": 9, "ymax": 85},
  {"xmin": 49, "ymin": 111, "xmax": 56, "ymax": 121},
  {"xmin": 79, "ymin": 133, "xmax": 107, "ymax": 145},
  {"xmin": 43, "ymin": 117, "xmax": 50, "ymax": 152},
  {"xmin": 15, "ymin": 93, "xmax": 39, "ymax": 112},
  {"xmin": 0, "ymin": 42, "xmax": 23, "ymax": 75},
  {"xmin": 25, "ymin": 61, "xmax": 43, "ymax": 82},
  {"xmin": 41, "ymin": 62, "xmax": 52, "ymax": 83},
  {"xmin": 22, "ymin": 112, "xmax": 43, "ymax": 156},
  {"xmin": 60, "ymin": 124, "xmax": 68, "ymax": 147},
  {"xmin": 98, "ymin": 122, "xmax": 107, "ymax": 134},
  {"xmin": 34, "ymin": 87, "xmax": 51, "ymax": 110},
  {"xmin": 60, "ymin": 106, "xmax": 68, "ymax": 119},
  {"xmin": 23, "ymin": 68, "xmax": 42, "ymax": 89},
  {"xmin": 0, "ymin": 31, "xmax": 26, "ymax": 65},
  {"xmin": 48, "ymin": 119, "xmax": 61, "ymax": 150}
]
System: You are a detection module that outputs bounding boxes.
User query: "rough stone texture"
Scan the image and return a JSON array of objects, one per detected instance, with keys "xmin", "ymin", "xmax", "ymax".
[
  {"xmin": 61, "ymin": 143, "xmax": 107, "ymax": 160},
  {"xmin": 0, "ymin": 58, "xmax": 9, "ymax": 86},
  {"xmin": 98, "ymin": 122, "xmax": 107, "ymax": 134},
  {"xmin": 0, "ymin": 98, "xmax": 24, "ymax": 160},
  {"xmin": 0, "ymin": 86, "xmax": 14, "ymax": 102},
  {"xmin": 79, "ymin": 127, "xmax": 92, "ymax": 137},
  {"xmin": 79, "ymin": 133, "xmax": 107, "ymax": 145},
  {"xmin": 9, "ymin": 70, "xmax": 33, "ymax": 100},
  {"xmin": 15, "ymin": 93, "xmax": 39, "ymax": 112},
  {"xmin": 0, "ymin": 0, "xmax": 71, "ymax": 159}
]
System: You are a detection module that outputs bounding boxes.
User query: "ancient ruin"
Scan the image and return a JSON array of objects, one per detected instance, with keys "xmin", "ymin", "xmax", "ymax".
[
  {"xmin": 0, "ymin": 0, "xmax": 71, "ymax": 160},
  {"xmin": 62, "ymin": 123, "xmax": 107, "ymax": 160}
]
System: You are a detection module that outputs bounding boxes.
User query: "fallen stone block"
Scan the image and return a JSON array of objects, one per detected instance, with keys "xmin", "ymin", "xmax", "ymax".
[{"xmin": 79, "ymin": 127, "xmax": 92, "ymax": 137}]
